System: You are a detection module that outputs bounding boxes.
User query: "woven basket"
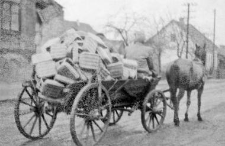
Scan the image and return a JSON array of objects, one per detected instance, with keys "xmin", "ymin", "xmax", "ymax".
[
  {"xmin": 57, "ymin": 62, "xmax": 80, "ymax": 80},
  {"xmin": 82, "ymin": 36, "xmax": 98, "ymax": 53},
  {"xmin": 107, "ymin": 62, "xmax": 124, "ymax": 78},
  {"xmin": 41, "ymin": 79, "xmax": 65, "ymax": 99},
  {"xmin": 35, "ymin": 61, "xmax": 56, "ymax": 78},
  {"xmin": 79, "ymin": 52, "xmax": 100, "ymax": 70},
  {"xmin": 50, "ymin": 44, "xmax": 67, "ymax": 60},
  {"xmin": 54, "ymin": 74, "xmax": 75, "ymax": 85},
  {"xmin": 72, "ymin": 43, "xmax": 81, "ymax": 64},
  {"xmin": 123, "ymin": 59, "xmax": 138, "ymax": 79},
  {"xmin": 32, "ymin": 53, "xmax": 52, "ymax": 64},
  {"xmin": 97, "ymin": 47, "xmax": 112, "ymax": 65}
]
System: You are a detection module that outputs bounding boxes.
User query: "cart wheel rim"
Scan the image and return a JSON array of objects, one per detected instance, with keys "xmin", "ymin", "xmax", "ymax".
[
  {"xmin": 109, "ymin": 109, "xmax": 123, "ymax": 126},
  {"xmin": 141, "ymin": 90, "xmax": 167, "ymax": 133},
  {"xmin": 70, "ymin": 83, "xmax": 111, "ymax": 146},
  {"xmin": 14, "ymin": 86, "xmax": 57, "ymax": 140}
]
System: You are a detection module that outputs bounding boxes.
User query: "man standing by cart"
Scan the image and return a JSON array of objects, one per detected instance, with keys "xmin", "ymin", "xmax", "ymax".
[{"xmin": 125, "ymin": 31, "xmax": 158, "ymax": 79}]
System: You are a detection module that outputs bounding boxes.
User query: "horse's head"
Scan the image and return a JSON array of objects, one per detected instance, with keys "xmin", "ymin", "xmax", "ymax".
[{"xmin": 195, "ymin": 44, "xmax": 206, "ymax": 65}]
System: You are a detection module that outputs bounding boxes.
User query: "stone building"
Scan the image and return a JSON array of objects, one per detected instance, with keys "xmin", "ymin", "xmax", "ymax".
[
  {"xmin": 0, "ymin": 0, "xmax": 97, "ymax": 51},
  {"xmin": 0, "ymin": 0, "xmax": 97, "ymax": 82}
]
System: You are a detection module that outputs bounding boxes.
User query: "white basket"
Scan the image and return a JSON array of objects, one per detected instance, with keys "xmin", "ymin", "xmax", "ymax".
[
  {"xmin": 60, "ymin": 29, "xmax": 82, "ymax": 47},
  {"xmin": 32, "ymin": 53, "xmax": 52, "ymax": 65},
  {"xmin": 97, "ymin": 47, "xmax": 112, "ymax": 65},
  {"xmin": 107, "ymin": 62, "xmax": 124, "ymax": 79},
  {"xmin": 54, "ymin": 74, "xmax": 75, "ymax": 85},
  {"xmin": 123, "ymin": 59, "xmax": 138, "ymax": 79},
  {"xmin": 79, "ymin": 52, "xmax": 100, "ymax": 70},
  {"xmin": 82, "ymin": 36, "xmax": 98, "ymax": 53},
  {"xmin": 50, "ymin": 44, "xmax": 67, "ymax": 60},
  {"xmin": 57, "ymin": 61, "xmax": 80, "ymax": 80},
  {"xmin": 35, "ymin": 61, "xmax": 56, "ymax": 78}
]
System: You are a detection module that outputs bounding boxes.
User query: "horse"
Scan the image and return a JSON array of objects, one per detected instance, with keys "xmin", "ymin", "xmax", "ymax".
[{"xmin": 166, "ymin": 44, "xmax": 207, "ymax": 126}]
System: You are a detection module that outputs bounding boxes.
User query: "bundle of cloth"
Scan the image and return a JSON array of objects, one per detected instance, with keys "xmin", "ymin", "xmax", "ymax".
[{"xmin": 31, "ymin": 29, "xmax": 138, "ymax": 99}]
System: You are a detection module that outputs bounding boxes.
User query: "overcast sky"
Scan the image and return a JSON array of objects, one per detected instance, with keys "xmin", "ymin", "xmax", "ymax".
[{"xmin": 55, "ymin": 0, "xmax": 225, "ymax": 46}]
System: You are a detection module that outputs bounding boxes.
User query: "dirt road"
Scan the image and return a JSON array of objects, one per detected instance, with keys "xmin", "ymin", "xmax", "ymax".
[{"xmin": 1, "ymin": 79, "xmax": 225, "ymax": 146}]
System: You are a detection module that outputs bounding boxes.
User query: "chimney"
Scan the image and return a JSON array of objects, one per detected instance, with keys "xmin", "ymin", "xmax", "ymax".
[{"xmin": 179, "ymin": 17, "xmax": 185, "ymax": 24}]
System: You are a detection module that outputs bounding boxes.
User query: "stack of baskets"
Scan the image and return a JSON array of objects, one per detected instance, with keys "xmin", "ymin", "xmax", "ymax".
[{"xmin": 32, "ymin": 28, "xmax": 138, "ymax": 99}]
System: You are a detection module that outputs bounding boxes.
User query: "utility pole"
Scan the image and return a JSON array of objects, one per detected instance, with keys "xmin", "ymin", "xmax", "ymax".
[
  {"xmin": 186, "ymin": 3, "xmax": 190, "ymax": 59},
  {"xmin": 212, "ymin": 9, "xmax": 216, "ymax": 71}
]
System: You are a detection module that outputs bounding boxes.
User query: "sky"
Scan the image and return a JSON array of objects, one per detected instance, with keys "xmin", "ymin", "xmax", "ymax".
[{"xmin": 55, "ymin": 0, "xmax": 225, "ymax": 46}]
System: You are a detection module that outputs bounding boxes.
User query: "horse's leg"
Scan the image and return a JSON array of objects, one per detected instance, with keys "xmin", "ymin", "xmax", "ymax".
[
  {"xmin": 184, "ymin": 90, "xmax": 191, "ymax": 122},
  {"xmin": 173, "ymin": 88, "xmax": 185, "ymax": 125},
  {"xmin": 170, "ymin": 88, "xmax": 179, "ymax": 126},
  {"xmin": 197, "ymin": 85, "xmax": 204, "ymax": 121}
]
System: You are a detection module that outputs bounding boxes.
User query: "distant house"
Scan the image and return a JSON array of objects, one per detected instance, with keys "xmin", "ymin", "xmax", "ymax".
[{"xmin": 146, "ymin": 19, "xmax": 218, "ymax": 75}]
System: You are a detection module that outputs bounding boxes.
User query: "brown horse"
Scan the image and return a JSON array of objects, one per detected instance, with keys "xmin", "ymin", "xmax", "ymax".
[{"xmin": 166, "ymin": 44, "xmax": 207, "ymax": 126}]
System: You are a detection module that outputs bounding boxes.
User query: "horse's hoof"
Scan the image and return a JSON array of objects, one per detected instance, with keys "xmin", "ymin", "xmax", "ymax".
[
  {"xmin": 174, "ymin": 119, "xmax": 180, "ymax": 126},
  {"xmin": 197, "ymin": 114, "xmax": 203, "ymax": 121},
  {"xmin": 184, "ymin": 118, "xmax": 189, "ymax": 122},
  {"xmin": 198, "ymin": 117, "xmax": 203, "ymax": 121},
  {"xmin": 184, "ymin": 113, "xmax": 189, "ymax": 122},
  {"xmin": 174, "ymin": 122, "xmax": 180, "ymax": 126}
]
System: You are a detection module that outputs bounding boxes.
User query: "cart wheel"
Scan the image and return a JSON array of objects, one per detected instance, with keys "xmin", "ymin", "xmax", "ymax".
[
  {"xmin": 109, "ymin": 109, "xmax": 123, "ymax": 126},
  {"xmin": 141, "ymin": 90, "xmax": 167, "ymax": 133},
  {"xmin": 14, "ymin": 85, "xmax": 57, "ymax": 140},
  {"xmin": 70, "ymin": 83, "xmax": 111, "ymax": 146}
]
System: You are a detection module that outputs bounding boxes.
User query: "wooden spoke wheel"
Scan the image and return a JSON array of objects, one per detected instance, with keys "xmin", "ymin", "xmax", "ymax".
[
  {"xmin": 70, "ymin": 83, "xmax": 111, "ymax": 146},
  {"xmin": 141, "ymin": 90, "xmax": 167, "ymax": 133},
  {"xmin": 14, "ymin": 85, "xmax": 57, "ymax": 140},
  {"xmin": 109, "ymin": 109, "xmax": 123, "ymax": 126}
]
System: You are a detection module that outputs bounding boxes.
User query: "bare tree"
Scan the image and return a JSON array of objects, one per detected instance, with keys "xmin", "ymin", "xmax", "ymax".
[{"xmin": 105, "ymin": 12, "xmax": 151, "ymax": 46}]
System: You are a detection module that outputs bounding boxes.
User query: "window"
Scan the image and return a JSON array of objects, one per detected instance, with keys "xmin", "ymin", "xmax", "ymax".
[
  {"xmin": 170, "ymin": 33, "xmax": 176, "ymax": 42},
  {"xmin": 1, "ymin": 1, "xmax": 20, "ymax": 32}
]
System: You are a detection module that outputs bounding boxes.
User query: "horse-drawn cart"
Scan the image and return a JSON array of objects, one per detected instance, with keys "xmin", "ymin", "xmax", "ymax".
[{"xmin": 14, "ymin": 73, "xmax": 168, "ymax": 146}]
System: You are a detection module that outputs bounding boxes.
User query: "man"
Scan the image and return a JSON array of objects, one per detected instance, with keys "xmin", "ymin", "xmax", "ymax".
[{"xmin": 125, "ymin": 31, "xmax": 158, "ymax": 78}]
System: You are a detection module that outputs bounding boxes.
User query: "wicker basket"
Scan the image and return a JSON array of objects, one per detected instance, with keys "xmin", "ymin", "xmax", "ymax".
[
  {"xmin": 60, "ymin": 29, "xmax": 82, "ymax": 47},
  {"xmin": 57, "ymin": 61, "xmax": 80, "ymax": 80},
  {"xmin": 79, "ymin": 52, "xmax": 100, "ymax": 70},
  {"xmin": 107, "ymin": 62, "xmax": 124, "ymax": 78},
  {"xmin": 54, "ymin": 74, "xmax": 75, "ymax": 85},
  {"xmin": 35, "ymin": 61, "xmax": 56, "ymax": 78},
  {"xmin": 32, "ymin": 53, "xmax": 52, "ymax": 64},
  {"xmin": 82, "ymin": 36, "xmax": 98, "ymax": 53},
  {"xmin": 72, "ymin": 43, "xmax": 81, "ymax": 64},
  {"xmin": 97, "ymin": 47, "xmax": 112, "ymax": 65},
  {"xmin": 123, "ymin": 59, "xmax": 138, "ymax": 79},
  {"xmin": 50, "ymin": 44, "xmax": 67, "ymax": 60},
  {"xmin": 41, "ymin": 79, "xmax": 65, "ymax": 99}
]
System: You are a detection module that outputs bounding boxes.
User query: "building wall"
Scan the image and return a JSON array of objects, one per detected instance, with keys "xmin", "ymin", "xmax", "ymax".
[{"xmin": 0, "ymin": 0, "xmax": 36, "ymax": 50}]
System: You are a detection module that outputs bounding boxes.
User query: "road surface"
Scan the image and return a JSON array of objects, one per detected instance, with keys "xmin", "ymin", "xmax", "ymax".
[{"xmin": 1, "ymin": 79, "xmax": 225, "ymax": 146}]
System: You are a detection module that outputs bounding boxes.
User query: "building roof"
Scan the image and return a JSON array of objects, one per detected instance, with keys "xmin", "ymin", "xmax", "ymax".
[
  {"xmin": 63, "ymin": 20, "xmax": 97, "ymax": 34},
  {"xmin": 147, "ymin": 20, "xmax": 218, "ymax": 52}
]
